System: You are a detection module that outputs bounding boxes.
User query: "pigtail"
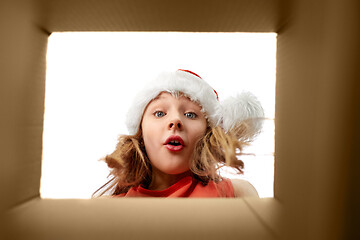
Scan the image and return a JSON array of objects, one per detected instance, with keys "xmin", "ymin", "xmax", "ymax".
[
  {"xmin": 93, "ymin": 128, "xmax": 152, "ymax": 197},
  {"xmin": 190, "ymin": 124, "xmax": 248, "ymax": 185}
]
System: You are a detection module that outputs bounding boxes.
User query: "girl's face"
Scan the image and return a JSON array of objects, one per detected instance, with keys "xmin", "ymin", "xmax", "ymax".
[{"xmin": 141, "ymin": 92, "xmax": 207, "ymax": 175}]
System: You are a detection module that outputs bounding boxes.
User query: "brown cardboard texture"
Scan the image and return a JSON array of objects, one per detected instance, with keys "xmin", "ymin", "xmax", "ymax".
[{"xmin": 1, "ymin": 0, "xmax": 360, "ymax": 240}]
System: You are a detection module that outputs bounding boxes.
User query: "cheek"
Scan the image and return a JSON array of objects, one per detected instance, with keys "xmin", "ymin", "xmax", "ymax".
[
  {"xmin": 141, "ymin": 117, "xmax": 154, "ymax": 140},
  {"xmin": 141, "ymin": 121, "xmax": 159, "ymax": 154},
  {"xmin": 142, "ymin": 128, "xmax": 153, "ymax": 151},
  {"xmin": 188, "ymin": 123, "xmax": 207, "ymax": 146},
  {"xmin": 194, "ymin": 120, "xmax": 208, "ymax": 136}
]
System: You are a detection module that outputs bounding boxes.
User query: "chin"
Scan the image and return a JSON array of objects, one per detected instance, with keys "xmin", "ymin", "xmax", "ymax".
[{"xmin": 159, "ymin": 167, "xmax": 190, "ymax": 175}]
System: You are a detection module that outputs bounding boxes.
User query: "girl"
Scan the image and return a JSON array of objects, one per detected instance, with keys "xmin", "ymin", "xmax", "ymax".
[{"xmin": 95, "ymin": 69, "xmax": 264, "ymax": 198}]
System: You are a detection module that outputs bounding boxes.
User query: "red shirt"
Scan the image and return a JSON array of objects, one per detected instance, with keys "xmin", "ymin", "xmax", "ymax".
[{"xmin": 115, "ymin": 176, "xmax": 235, "ymax": 198}]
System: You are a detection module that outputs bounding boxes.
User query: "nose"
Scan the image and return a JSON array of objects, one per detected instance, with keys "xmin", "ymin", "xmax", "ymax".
[{"xmin": 168, "ymin": 118, "xmax": 182, "ymax": 130}]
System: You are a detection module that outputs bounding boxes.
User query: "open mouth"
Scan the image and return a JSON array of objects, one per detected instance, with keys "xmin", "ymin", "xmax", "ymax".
[
  {"xmin": 168, "ymin": 140, "xmax": 182, "ymax": 146},
  {"xmin": 164, "ymin": 136, "xmax": 184, "ymax": 152}
]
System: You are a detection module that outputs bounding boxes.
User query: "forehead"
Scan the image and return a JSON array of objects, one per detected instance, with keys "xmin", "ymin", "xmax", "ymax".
[{"xmin": 150, "ymin": 92, "xmax": 201, "ymax": 107}]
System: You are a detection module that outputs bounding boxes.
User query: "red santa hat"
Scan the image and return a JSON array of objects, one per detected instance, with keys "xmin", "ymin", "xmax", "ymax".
[{"xmin": 125, "ymin": 69, "xmax": 264, "ymax": 137}]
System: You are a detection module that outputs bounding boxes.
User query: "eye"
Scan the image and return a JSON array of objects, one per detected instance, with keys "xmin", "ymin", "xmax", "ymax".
[
  {"xmin": 154, "ymin": 111, "xmax": 166, "ymax": 118},
  {"xmin": 185, "ymin": 112, "xmax": 197, "ymax": 119}
]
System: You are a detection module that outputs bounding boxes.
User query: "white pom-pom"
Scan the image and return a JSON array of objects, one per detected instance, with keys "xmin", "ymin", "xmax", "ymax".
[{"xmin": 220, "ymin": 91, "xmax": 264, "ymax": 137}]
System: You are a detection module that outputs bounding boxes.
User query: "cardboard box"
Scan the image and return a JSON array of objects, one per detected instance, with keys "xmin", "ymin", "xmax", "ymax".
[{"xmin": 1, "ymin": 0, "xmax": 359, "ymax": 239}]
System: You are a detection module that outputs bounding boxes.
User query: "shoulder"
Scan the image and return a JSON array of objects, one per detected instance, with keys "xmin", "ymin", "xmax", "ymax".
[{"xmin": 230, "ymin": 179, "xmax": 259, "ymax": 198}]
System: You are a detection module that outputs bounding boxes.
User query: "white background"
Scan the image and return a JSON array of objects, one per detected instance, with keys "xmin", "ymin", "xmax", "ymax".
[{"xmin": 41, "ymin": 32, "xmax": 276, "ymax": 198}]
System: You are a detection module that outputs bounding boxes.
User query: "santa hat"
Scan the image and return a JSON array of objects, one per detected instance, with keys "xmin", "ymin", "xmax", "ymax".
[{"xmin": 126, "ymin": 69, "xmax": 264, "ymax": 138}]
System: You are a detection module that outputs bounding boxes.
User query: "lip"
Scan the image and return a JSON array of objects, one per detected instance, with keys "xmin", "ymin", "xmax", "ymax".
[{"xmin": 164, "ymin": 135, "xmax": 185, "ymax": 152}]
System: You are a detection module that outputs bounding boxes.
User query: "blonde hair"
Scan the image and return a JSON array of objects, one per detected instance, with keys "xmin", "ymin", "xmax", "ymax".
[{"xmin": 93, "ymin": 121, "xmax": 252, "ymax": 197}]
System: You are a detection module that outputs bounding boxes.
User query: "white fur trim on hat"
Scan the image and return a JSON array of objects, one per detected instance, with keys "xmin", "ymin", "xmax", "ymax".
[
  {"xmin": 125, "ymin": 69, "xmax": 264, "ymax": 137},
  {"xmin": 220, "ymin": 91, "xmax": 264, "ymax": 135}
]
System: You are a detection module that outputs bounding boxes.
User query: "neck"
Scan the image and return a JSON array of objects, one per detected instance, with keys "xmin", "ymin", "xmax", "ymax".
[{"xmin": 148, "ymin": 169, "xmax": 192, "ymax": 191}]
